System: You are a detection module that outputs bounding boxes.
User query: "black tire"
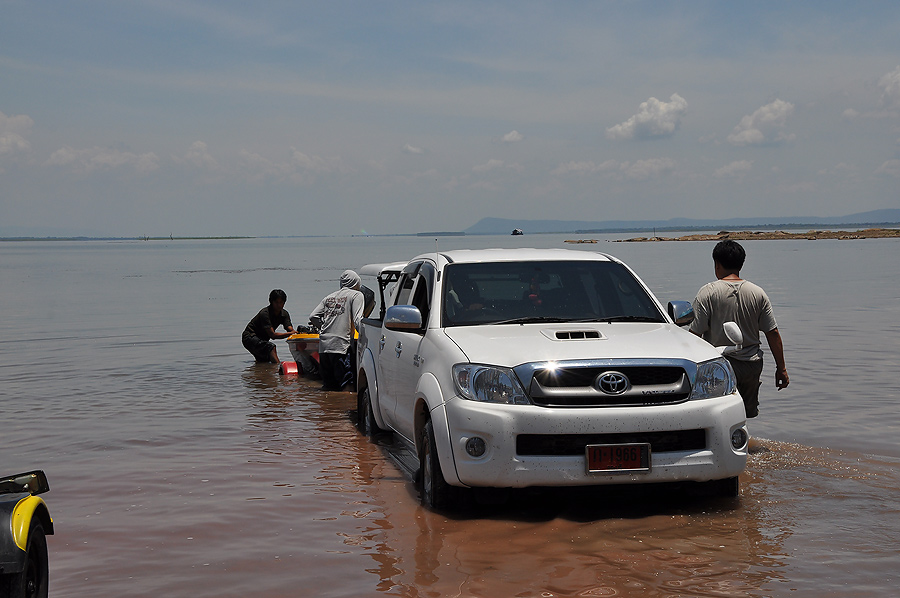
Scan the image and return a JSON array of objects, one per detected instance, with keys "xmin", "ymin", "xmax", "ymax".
[
  {"xmin": 712, "ymin": 476, "xmax": 740, "ymax": 498},
  {"xmin": 356, "ymin": 387, "xmax": 381, "ymax": 438},
  {"xmin": 419, "ymin": 419, "xmax": 456, "ymax": 510},
  {"xmin": 1, "ymin": 520, "xmax": 49, "ymax": 598}
]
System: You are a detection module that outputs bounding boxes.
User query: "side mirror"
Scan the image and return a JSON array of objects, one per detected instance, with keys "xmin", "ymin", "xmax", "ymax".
[
  {"xmin": 715, "ymin": 321, "xmax": 744, "ymax": 356},
  {"xmin": 723, "ymin": 321, "xmax": 743, "ymax": 346},
  {"xmin": 0, "ymin": 470, "xmax": 50, "ymax": 496},
  {"xmin": 667, "ymin": 301, "xmax": 695, "ymax": 326},
  {"xmin": 384, "ymin": 305, "xmax": 423, "ymax": 332}
]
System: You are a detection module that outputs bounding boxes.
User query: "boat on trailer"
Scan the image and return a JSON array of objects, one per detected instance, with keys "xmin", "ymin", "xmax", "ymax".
[
  {"xmin": 284, "ymin": 328, "xmax": 321, "ymax": 375},
  {"xmin": 281, "ymin": 261, "xmax": 405, "ymax": 376}
]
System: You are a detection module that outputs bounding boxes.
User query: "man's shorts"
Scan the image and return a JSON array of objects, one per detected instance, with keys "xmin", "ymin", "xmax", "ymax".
[
  {"xmin": 242, "ymin": 334, "xmax": 276, "ymax": 363},
  {"xmin": 726, "ymin": 356, "xmax": 764, "ymax": 418}
]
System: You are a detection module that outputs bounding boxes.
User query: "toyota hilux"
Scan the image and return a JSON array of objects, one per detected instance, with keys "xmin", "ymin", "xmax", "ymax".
[{"xmin": 355, "ymin": 248, "xmax": 748, "ymax": 509}]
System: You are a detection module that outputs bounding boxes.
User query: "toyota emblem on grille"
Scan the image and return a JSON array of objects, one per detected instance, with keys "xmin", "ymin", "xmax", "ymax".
[{"xmin": 596, "ymin": 371, "xmax": 630, "ymax": 394}]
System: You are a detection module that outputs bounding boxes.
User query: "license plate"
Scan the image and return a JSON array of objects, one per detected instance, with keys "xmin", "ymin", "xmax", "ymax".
[{"xmin": 586, "ymin": 443, "xmax": 651, "ymax": 473}]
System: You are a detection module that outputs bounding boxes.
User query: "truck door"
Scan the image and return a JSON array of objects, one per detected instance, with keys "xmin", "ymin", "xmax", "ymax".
[
  {"xmin": 376, "ymin": 262, "xmax": 419, "ymax": 432},
  {"xmin": 378, "ymin": 262, "xmax": 435, "ymax": 441}
]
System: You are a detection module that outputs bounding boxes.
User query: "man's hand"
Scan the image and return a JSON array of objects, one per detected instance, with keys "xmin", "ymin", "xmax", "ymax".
[
  {"xmin": 775, "ymin": 368, "xmax": 790, "ymax": 390},
  {"xmin": 764, "ymin": 328, "xmax": 789, "ymax": 391}
]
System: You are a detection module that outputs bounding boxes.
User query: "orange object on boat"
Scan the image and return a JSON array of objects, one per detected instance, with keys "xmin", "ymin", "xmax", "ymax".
[{"xmin": 279, "ymin": 361, "xmax": 299, "ymax": 375}]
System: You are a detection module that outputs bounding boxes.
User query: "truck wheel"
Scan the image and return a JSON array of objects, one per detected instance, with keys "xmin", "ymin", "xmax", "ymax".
[
  {"xmin": 357, "ymin": 388, "xmax": 381, "ymax": 438},
  {"xmin": 1, "ymin": 520, "xmax": 49, "ymax": 598},
  {"xmin": 420, "ymin": 419, "xmax": 455, "ymax": 510},
  {"xmin": 712, "ymin": 476, "xmax": 740, "ymax": 498}
]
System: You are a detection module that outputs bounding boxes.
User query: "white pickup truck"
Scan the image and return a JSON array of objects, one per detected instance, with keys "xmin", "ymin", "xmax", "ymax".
[{"xmin": 356, "ymin": 248, "xmax": 748, "ymax": 509}]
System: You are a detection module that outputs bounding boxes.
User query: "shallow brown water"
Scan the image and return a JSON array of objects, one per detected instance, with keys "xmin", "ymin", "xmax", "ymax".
[
  {"xmin": 37, "ymin": 370, "xmax": 900, "ymax": 598},
  {"xmin": 2, "ymin": 236, "xmax": 899, "ymax": 597}
]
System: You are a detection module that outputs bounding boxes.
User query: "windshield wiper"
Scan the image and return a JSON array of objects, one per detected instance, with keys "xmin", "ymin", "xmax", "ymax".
[
  {"xmin": 597, "ymin": 315, "xmax": 664, "ymax": 323},
  {"xmin": 491, "ymin": 316, "xmax": 577, "ymax": 325}
]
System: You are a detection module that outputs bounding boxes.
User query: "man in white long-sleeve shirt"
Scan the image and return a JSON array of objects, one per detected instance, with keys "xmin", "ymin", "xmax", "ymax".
[{"xmin": 310, "ymin": 270, "xmax": 365, "ymax": 391}]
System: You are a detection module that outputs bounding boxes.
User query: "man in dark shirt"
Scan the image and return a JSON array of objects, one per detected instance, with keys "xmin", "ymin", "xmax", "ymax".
[{"xmin": 242, "ymin": 289, "xmax": 296, "ymax": 363}]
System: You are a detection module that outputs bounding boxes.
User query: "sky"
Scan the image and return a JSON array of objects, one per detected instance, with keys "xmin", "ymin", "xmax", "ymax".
[{"xmin": 2, "ymin": 1, "xmax": 900, "ymax": 237}]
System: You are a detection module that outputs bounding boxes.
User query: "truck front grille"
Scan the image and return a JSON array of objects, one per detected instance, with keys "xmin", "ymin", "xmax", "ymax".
[{"xmin": 527, "ymin": 365, "xmax": 691, "ymax": 407}]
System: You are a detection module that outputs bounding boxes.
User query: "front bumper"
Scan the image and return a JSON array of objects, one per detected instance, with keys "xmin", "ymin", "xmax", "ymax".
[{"xmin": 443, "ymin": 394, "xmax": 747, "ymax": 488}]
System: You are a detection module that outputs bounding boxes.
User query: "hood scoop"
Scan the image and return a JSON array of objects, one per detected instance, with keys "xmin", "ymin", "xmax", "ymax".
[{"xmin": 542, "ymin": 328, "xmax": 606, "ymax": 341}]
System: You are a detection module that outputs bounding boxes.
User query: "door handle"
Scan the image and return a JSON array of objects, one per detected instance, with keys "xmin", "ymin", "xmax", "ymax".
[{"xmin": 394, "ymin": 340, "xmax": 403, "ymax": 357}]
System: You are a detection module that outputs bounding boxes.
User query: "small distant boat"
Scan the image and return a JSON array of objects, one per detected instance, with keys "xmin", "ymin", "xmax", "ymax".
[{"xmin": 511, "ymin": 228, "xmax": 524, "ymax": 236}]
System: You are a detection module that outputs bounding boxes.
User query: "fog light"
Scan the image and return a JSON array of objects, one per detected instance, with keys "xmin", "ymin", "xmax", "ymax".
[
  {"xmin": 731, "ymin": 428, "xmax": 748, "ymax": 449},
  {"xmin": 465, "ymin": 437, "xmax": 487, "ymax": 457}
]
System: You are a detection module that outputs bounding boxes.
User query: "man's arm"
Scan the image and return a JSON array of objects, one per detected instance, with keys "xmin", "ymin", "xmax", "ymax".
[
  {"xmin": 281, "ymin": 315, "xmax": 295, "ymax": 335},
  {"xmin": 688, "ymin": 291, "xmax": 710, "ymax": 337},
  {"xmin": 257, "ymin": 309, "xmax": 293, "ymax": 340},
  {"xmin": 265, "ymin": 325, "xmax": 294, "ymax": 340},
  {"xmin": 309, "ymin": 299, "xmax": 326, "ymax": 329},
  {"xmin": 763, "ymin": 328, "xmax": 789, "ymax": 389}
]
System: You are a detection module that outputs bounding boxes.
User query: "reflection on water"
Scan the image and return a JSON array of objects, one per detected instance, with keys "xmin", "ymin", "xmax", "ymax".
[
  {"xmin": 347, "ymin": 440, "xmax": 786, "ymax": 597},
  {"xmin": 336, "ymin": 432, "xmax": 897, "ymax": 597},
  {"xmin": 237, "ymin": 359, "xmax": 895, "ymax": 598}
]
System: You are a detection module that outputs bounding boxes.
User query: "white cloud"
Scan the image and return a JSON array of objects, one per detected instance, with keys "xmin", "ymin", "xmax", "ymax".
[
  {"xmin": 237, "ymin": 150, "xmax": 289, "ymax": 182},
  {"xmin": 550, "ymin": 160, "xmax": 618, "ymax": 176},
  {"xmin": 471, "ymin": 158, "xmax": 524, "ymax": 174},
  {"xmin": 818, "ymin": 162, "xmax": 859, "ymax": 177},
  {"xmin": 473, "ymin": 159, "xmax": 505, "ymax": 173},
  {"xmin": 393, "ymin": 168, "xmax": 439, "ymax": 186},
  {"xmin": 551, "ymin": 158, "xmax": 674, "ymax": 180},
  {"xmin": 236, "ymin": 148, "xmax": 345, "ymax": 183},
  {"xmin": 714, "ymin": 160, "xmax": 753, "ymax": 178},
  {"xmin": 606, "ymin": 94, "xmax": 688, "ymax": 141},
  {"xmin": 0, "ymin": 111, "xmax": 34, "ymax": 156},
  {"xmin": 403, "ymin": 143, "xmax": 425, "ymax": 154},
  {"xmin": 290, "ymin": 148, "xmax": 342, "ymax": 173},
  {"xmin": 0, "ymin": 131, "xmax": 30, "ymax": 156},
  {"xmin": 472, "ymin": 158, "xmax": 525, "ymax": 173},
  {"xmin": 727, "ymin": 99, "xmax": 795, "ymax": 146},
  {"xmin": 624, "ymin": 158, "xmax": 675, "ymax": 180},
  {"xmin": 501, "ymin": 130, "xmax": 524, "ymax": 143},
  {"xmin": 46, "ymin": 146, "xmax": 159, "ymax": 174},
  {"xmin": 875, "ymin": 159, "xmax": 900, "ymax": 177},
  {"xmin": 878, "ymin": 65, "xmax": 900, "ymax": 109},
  {"xmin": 182, "ymin": 141, "xmax": 219, "ymax": 170},
  {"xmin": 842, "ymin": 108, "xmax": 860, "ymax": 120}
]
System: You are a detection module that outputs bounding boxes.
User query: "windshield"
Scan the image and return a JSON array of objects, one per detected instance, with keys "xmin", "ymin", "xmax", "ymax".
[{"xmin": 442, "ymin": 260, "xmax": 665, "ymax": 327}]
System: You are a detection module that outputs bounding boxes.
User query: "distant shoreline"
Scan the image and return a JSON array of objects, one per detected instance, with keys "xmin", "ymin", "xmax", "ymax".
[
  {"xmin": 0, "ymin": 236, "xmax": 255, "ymax": 242},
  {"xmin": 3, "ymin": 223, "xmax": 900, "ymax": 242},
  {"xmin": 590, "ymin": 228, "xmax": 900, "ymax": 243}
]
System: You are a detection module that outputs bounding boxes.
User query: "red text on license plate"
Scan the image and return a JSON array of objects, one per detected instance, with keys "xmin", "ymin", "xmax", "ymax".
[{"xmin": 586, "ymin": 443, "xmax": 651, "ymax": 473}]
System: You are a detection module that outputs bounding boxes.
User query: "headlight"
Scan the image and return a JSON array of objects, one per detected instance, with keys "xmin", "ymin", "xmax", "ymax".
[
  {"xmin": 452, "ymin": 364, "xmax": 530, "ymax": 405},
  {"xmin": 691, "ymin": 358, "xmax": 737, "ymax": 400}
]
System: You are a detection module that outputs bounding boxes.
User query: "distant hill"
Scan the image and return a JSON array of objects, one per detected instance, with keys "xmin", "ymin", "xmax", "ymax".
[{"xmin": 463, "ymin": 209, "xmax": 900, "ymax": 235}]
